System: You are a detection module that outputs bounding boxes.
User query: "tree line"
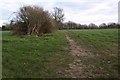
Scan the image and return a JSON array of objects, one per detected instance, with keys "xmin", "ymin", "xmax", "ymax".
[
  {"xmin": 60, "ymin": 21, "xmax": 120, "ymax": 30},
  {"xmin": 2, "ymin": 5, "xmax": 120, "ymax": 34}
]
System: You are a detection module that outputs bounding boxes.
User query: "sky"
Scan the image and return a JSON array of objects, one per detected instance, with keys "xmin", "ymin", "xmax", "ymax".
[{"xmin": 0, "ymin": 0, "xmax": 119, "ymax": 27}]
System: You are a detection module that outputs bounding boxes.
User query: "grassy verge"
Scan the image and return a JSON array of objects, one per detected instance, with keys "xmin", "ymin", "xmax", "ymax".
[
  {"xmin": 2, "ymin": 31, "xmax": 73, "ymax": 78},
  {"xmin": 67, "ymin": 29, "xmax": 118, "ymax": 78}
]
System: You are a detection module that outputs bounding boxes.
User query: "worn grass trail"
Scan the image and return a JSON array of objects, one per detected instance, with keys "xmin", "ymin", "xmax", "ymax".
[
  {"xmin": 64, "ymin": 33, "xmax": 95, "ymax": 78},
  {"xmin": 64, "ymin": 33, "xmax": 84, "ymax": 78},
  {"xmin": 66, "ymin": 29, "xmax": 118, "ymax": 78}
]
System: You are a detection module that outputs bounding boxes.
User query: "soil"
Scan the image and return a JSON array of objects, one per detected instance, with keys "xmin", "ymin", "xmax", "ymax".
[{"xmin": 64, "ymin": 33, "xmax": 89, "ymax": 78}]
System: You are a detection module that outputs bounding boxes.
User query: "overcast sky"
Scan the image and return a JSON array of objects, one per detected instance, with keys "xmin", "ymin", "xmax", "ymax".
[{"xmin": 0, "ymin": 0, "xmax": 119, "ymax": 26}]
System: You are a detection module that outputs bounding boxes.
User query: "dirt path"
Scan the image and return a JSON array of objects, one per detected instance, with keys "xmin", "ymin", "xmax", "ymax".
[{"xmin": 64, "ymin": 33, "xmax": 88, "ymax": 78}]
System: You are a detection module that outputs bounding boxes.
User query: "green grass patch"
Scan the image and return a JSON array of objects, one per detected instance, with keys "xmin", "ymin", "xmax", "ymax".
[
  {"xmin": 2, "ymin": 31, "xmax": 73, "ymax": 78},
  {"xmin": 67, "ymin": 29, "xmax": 118, "ymax": 54},
  {"xmin": 67, "ymin": 29, "xmax": 119, "ymax": 78},
  {"xmin": 2, "ymin": 29, "xmax": 119, "ymax": 78}
]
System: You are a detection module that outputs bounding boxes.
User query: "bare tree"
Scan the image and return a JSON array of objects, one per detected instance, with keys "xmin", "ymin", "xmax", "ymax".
[
  {"xmin": 52, "ymin": 7, "xmax": 64, "ymax": 22},
  {"xmin": 12, "ymin": 5, "xmax": 56, "ymax": 36},
  {"xmin": 99, "ymin": 23, "xmax": 107, "ymax": 29},
  {"xmin": 52, "ymin": 7, "xmax": 64, "ymax": 29},
  {"xmin": 88, "ymin": 23, "xmax": 98, "ymax": 29}
]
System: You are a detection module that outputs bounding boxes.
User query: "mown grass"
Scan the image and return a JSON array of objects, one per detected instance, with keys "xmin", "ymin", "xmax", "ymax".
[
  {"xmin": 2, "ymin": 31, "xmax": 73, "ymax": 78},
  {"xmin": 67, "ymin": 29, "xmax": 119, "ymax": 78}
]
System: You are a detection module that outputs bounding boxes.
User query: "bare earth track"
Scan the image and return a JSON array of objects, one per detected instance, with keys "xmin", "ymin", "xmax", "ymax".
[{"xmin": 64, "ymin": 33, "xmax": 92, "ymax": 78}]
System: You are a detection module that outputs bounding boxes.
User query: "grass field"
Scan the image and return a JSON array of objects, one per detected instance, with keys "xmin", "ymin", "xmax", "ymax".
[
  {"xmin": 67, "ymin": 29, "xmax": 118, "ymax": 54},
  {"xmin": 2, "ymin": 31, "xmax": 73, "ymax": 78},
  {"xmin": 2, "ymin": 29, "xmax": 119, "ymax": 78},
  {"xmin": 67, "ymin": 29, "xmax": 118, "ymax": 78}
]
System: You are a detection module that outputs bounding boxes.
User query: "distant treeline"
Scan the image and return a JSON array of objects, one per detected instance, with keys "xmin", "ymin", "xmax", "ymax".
[
  {"xmin": 2, "ymin": 22, "xmax": 119, "ymax": 31},
  {"xmin": 2, "ymin": 21, "xmax": 120, "ymax": 31},
  {"xmin": 60, "ymin": 21, "xmax": 120, "ymax": 30}
]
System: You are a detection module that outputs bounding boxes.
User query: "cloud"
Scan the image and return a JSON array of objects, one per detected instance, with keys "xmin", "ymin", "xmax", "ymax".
[
  {"xmin": 0, "ymin": 0, "xmax": 119, "ymax": 26},
  {"xmin": 61, "ymin": 0, "xmax": 118, "ymax": 25}
]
